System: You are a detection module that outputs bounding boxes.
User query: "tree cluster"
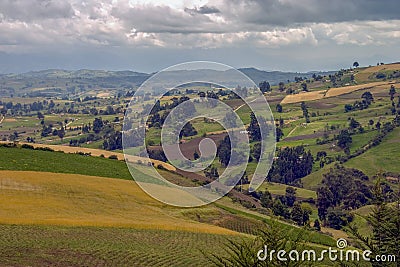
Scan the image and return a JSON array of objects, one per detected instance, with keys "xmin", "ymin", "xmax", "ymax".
[
  {"xmin": 267, "ymin": 146, "xmax": 313, "ymax": 185},
  {"xmin": 344, "ymin": 91, "xmax": 374, "ymax": 112},
  {"xmin": 317, "ymin": 164, "xmax": 372, "ymax": 229},
  {"xmin": 260, "ymin": 187, "xmax": 312, "ymax": 226}
]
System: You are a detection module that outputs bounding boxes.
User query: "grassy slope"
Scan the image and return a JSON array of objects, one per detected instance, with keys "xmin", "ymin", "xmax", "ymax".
[
  {"xmin": 0, "ymin": 224, "xmax": 236, "ymax": 267},
  {"xmin": 0, "ymin": 146, "xmax": 133, "ymax": 180},
  {"xmin": 243, "ymin": 181, "xmax": 317, "ymax": 199},
  {"xmin": 0, "ymin": 146, "xmax": 336, "ymax": 230},
  {"xmin": 0, "ymin": 170, "xmax": 233, "ymax": 234},
  {"xmin": 344, "ymin": 127, "xmax": 400, "ymax": 176},
  {"xmin": 4, "ymin": 64, "xmax": 400, "ymax": 265}
]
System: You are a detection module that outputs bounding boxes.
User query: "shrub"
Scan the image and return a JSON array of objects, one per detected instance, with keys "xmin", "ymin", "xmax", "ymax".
[
  {"xmin": 157, "ymin": 164, "xmax": 165, "ymax": 170},
  {"xmin": 35, "ymin": 147, "xmax": 54, "ymax": 152},
  {"xmin": 21, "ymin": 144, "xmax": 34, "ymax": 150},
  {"xmin": 108, "ymin": 155, "xmax": 118, "ymax": 160}
]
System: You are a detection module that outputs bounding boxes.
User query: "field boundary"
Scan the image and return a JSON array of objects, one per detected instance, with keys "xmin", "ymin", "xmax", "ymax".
[
  {"xmin": 281, "ymin": 80, "xmax": 399, "ymax": 104},
  {"xmin": 0, "ymin": 141, "xmax": 176, "ymax": 171}
]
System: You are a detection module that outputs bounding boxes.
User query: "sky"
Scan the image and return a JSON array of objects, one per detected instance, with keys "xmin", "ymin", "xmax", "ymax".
[{"xmin": 0, "ymin": 0, "xmax": 399, "ymax": 73}]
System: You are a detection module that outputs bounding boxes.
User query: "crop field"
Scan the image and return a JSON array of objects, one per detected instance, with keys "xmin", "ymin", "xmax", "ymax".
[
  {"xmin": 280, "ymin": 80, "xmax": 398, "ymax": 104},
  {"xmin": 324, "ymin": 81, "xmax": 393, "ymax": 98},
  {"xmin": 355, "ymin": 63, "xmax": 400, "ymax": 82},
  {"xmin": 0, "ymin": 224, "xmax": 237, "ymax": 267},
  {"xmin": 0, "ymin": 170, "xmax": 235, "ymax": 234},
  {"xmin": 281, "ymin": 90, "xmax": 327, "ymax": 104},
  {"xmin": 1, "ymin": 63, "xmax": 400, "ymax": 266}
]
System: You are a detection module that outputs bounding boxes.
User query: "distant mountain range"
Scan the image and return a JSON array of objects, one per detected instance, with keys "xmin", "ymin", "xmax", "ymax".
[
  {"xmin": 0, "ymin": 67, "xmax": 336, "ymax": 98},
  {"xmin": 3, "ymin": 67, "xmax": 335, "ymax": 86},
  {"xmin": 237, "ymin": 68, "xmax": 334, "ymax": 85}
]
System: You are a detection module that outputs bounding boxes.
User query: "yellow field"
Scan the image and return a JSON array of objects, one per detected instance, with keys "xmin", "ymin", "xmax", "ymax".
[
  {"xmin": 0, "ymin": 170, "xmax": 235, "ymax": 235},
  {"xmin": 355, "ymin": 63, "xmax": 400, "ymax": 82},
  {"xmin": 96, "ymin": 92, "xmax": 111, "ymax": 98},
  {"xmin": 324, "ymin": 81, "xmax": 391, "ymax": 98},
  {"xmin": 281, "ymin": 80, "xmax": 398, "ymax": 104},
  {"xmin": 4, "ymin": 142, "xmax": 176, "ymax": 171},
  {"xmin": 281, "ymin": 90, "xmax": 327, "ymax": 104},
  {"xmin": 359, "ymin": 63, "xmax": 400, "ymax": 73}
]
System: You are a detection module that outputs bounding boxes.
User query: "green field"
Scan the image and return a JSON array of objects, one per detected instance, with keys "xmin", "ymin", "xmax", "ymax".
[
  {"xmin": 0, "ymin": 225, "xmax": 236, "ymax": 267},
  {"xmin": 0, "ymin": 146, "xmax": 132, "ymax": 180},
  {"xmin": 243, "ymin": 181, "xmax": 317, "ymax": 199},
  {"xmin": 1, "ymin": 63, "xmax": 400, "ymax": 266},
  {"xmin": 345, "ymin": 127, "xmax": 400, "ymax": 176}
]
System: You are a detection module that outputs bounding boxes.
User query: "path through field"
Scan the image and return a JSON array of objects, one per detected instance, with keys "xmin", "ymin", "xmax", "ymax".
[
  {"xmin": 286, "ymin": 125, "xmax": 298, "ymax": 138},
  {"xmin": 233, "ymin": 97, "xmax": 257, "ymax": 112}
]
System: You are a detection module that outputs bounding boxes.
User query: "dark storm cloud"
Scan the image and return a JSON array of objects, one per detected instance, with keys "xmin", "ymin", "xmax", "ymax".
[
  {"xmin": 0, "ymin": 0, "xmax": 399, "ymax": 74},
  {"xmin": 221, "ymin": 0, "xmax": 400, "ymax": 26},
  {"xmin": 0, "ymin": 0, "xmax": 75, "ymax": 21},
  {"xmin": 111, "ymin": 4, "xmax": 224, "ymax": 34},
  {"xmin": 184, "ymin": 5, "xmax": 221, "ymax": 15}
]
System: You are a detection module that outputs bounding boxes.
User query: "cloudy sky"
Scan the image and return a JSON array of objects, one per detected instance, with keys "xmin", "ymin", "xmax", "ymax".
[{"xmin": 0, "ymin": 0, "xmax": 399, "ymax": 73}]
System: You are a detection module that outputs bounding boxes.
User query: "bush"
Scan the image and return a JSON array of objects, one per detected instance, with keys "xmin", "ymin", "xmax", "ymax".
[
  {"xmin": 376, "ymin": 72, "xmax": 386, "ymax": 79},
  {"xmin": 157, "ymin": 164, "xmax": 165, "ymax": 170},
  {"xmin": 35, "ymin": 147, "xmax": 54, "ymax": 152},
  {"xmin": 21, "ymin": 144, "xmax": 34, "ymax": 150},
  {"xmin": 0, "ymin": 143, "xmax": 16, "ymax": 148}
]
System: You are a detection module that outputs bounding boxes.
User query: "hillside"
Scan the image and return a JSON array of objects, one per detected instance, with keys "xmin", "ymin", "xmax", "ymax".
[
  {"xmin": 0, "ymin": 170, "xmax": 231, "ymax": 233},
  {"xmin": 0, "ymin": 67, "xmax": 334, "ymax": 98},
  {"xmin": 1, "ymin": 62, "xmax": 400, "ymax": 266}
]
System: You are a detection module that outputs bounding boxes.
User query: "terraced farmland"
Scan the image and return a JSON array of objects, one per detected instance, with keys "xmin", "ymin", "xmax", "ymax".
[{"xmin": 0, "ymin": 224, "xmax": 238, "ymax": 267}]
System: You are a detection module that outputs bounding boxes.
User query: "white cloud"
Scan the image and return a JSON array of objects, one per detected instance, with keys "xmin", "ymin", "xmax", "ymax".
[{"xmin": 0, "ymin": 0, "xmax": 399, "ymax": 72}]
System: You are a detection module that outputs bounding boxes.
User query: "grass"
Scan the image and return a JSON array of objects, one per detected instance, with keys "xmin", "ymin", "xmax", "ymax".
[
  {"xmin": 0, "ymin": 146, "xmax": 134, "ymax": 179},
  {"xmin": 243, "ymin": 182, "xmax": 317, "ymax": 199},
  {"xmin": 146, "ymin": 127, "xmax": 162, "ymax": 145},
  {"xmin": 349, "ymin": 130, "xmax": 377, "ymax": 153},
  {"xmin": 235, "ymin": 104, "xmax": 252, "ymax": 125},
  {"xmin": 286, "ymin": 121, "xmax": 332, "ymax": 136},
  {"xmin": 0, "ymin": 142, "xmax": 176, "ymax": 171},
  {"xmin": 0, "ymin": 224, "xmax": 238, "ymax": 267},
  {"xmin": 191, "ymin": 119, "xmax": 224, "ymax": 137},
  {"xmin": 344, "ymin": 127, "xmax": 400, "ymax": 177},
  {"xmin": 301, "ymin": 165, "xmax": 331, "ymax": 190},
  {"xmin": 3, "ymin": 63, "xmax": 400, "ymax": 266}
]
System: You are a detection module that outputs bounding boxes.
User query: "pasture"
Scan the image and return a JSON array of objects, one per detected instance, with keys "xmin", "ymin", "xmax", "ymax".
[{"xmin": 345, "ymin": 127, "xmax": 400, "ymax": 176}]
